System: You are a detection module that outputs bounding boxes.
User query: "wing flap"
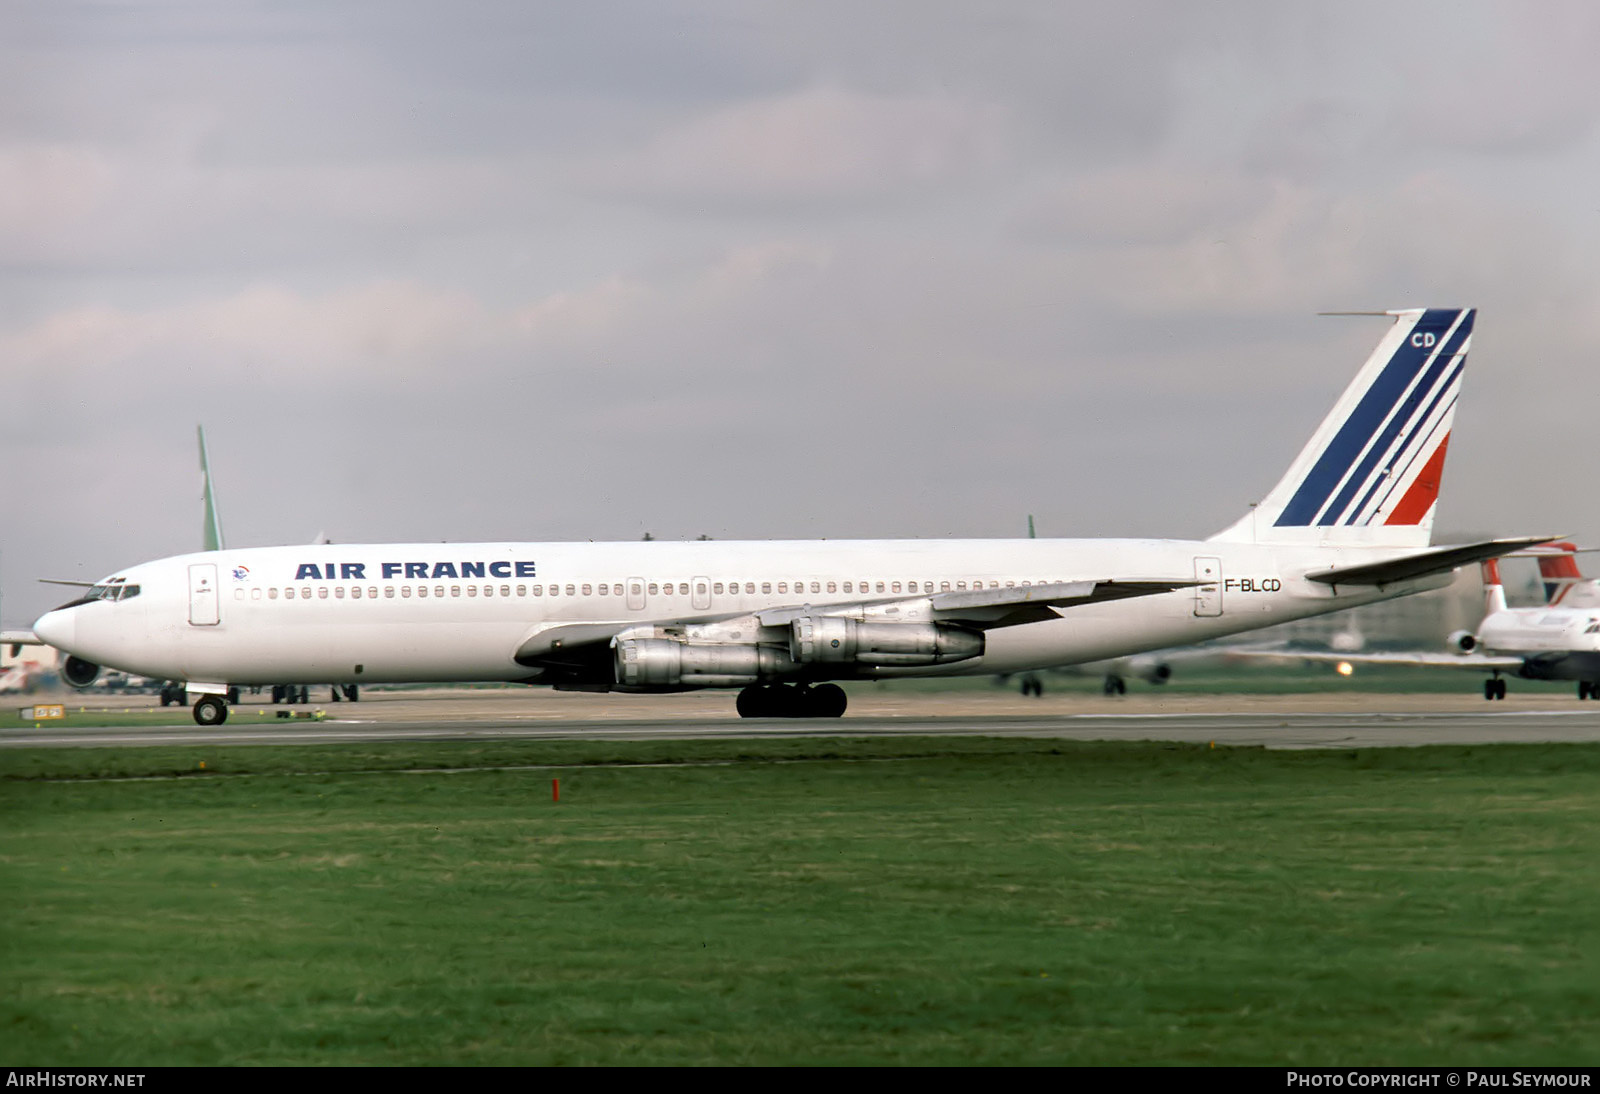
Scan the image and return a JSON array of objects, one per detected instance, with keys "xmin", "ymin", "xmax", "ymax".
[
  {"xmin": 930, "ymin": 579, "xmax": 1199, "ymax": 629},
  {"xmin": 2, "ymin": 629, "xmax": 42, "ymax": 658},
  {"xmin": 754, "ymin": 579, "xmax": 1197, "ymax": 630}
]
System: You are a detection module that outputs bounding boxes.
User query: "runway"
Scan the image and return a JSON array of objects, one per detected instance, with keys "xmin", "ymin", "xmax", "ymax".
[{"xmin": 8, "ymin": 687, "xmax": 1600, "ymax": 749}]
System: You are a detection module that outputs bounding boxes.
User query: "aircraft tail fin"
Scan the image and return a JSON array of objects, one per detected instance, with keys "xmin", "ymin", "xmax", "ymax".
[
  {"xmin": 1535, "ymin": 541, "xmax": 1600, "ymax": 607},
  {"xmin": 1481, "ymin": 558, "xmax": 1509, "ymax": 615},
  {"xmin": 1210, "ymin": 308, "xmax": 1473, "ymax": 547},
  {"xmin": 199, "ymin": 425, "xmax": 225, "ymax": 553}
]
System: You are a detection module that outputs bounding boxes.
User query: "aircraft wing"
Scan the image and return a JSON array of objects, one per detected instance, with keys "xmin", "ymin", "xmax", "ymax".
[
  {"xmin": 515, "ymin": 578, "xmax": 1197, "ymax": 665},
  {"xmin": 757, "ymin": 579, "xmax": 1198, "ymax": 629},
  {"xmin": 1234, "ymin": 648, "xmax": 1526, "ymax": 671},
  {"xmin": 1304, "ymin": 536, "xmax": 1559, "ymax": 589},
  {"xmin": 2, "ymin": 629, "xmax": 44, "ymax": 658}
]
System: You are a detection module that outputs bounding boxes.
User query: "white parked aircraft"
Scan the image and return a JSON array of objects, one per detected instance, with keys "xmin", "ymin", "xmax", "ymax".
[
  {"xmin": 31, "ymin": 308, "xmax": 1551, "ymax": 725},
  {"xmin": 1282, "ymin": 546, "xmax": 1600, "ymax": 701},
  {"xmin": 0, "ymin": 654, "xmax": 54, "ymax": 695}
]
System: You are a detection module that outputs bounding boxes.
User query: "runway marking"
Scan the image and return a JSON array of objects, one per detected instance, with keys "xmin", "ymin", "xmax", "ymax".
[
  {"xmin": 13, "ymin": 759, "xmax": 753, "ymax": 785},
  {"xmin": 1066, "ymin": 709, "xmax": 1600, "ymax": 720},
  {"xmin": 7, "ymin": 706, "xmax": 1600, "ymax": 750}
]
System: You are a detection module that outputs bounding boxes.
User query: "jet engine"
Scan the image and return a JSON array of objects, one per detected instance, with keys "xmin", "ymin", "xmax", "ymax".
[
  {"xmin": 61, "ymin": 655, "xmax": 101, "ymax": 688},
  {"xmin": 788, "ymin": 617, "xmax": 984, "ymax": 666},
  {"xmin": 1137, "ymin": 660, "xmax": 1173, "ymax": 685},
  {"xmin": 613, "ymin": 638, "xmax": 801, "ymax": 688},
  {"xmin": 1448, "ymin": 630, "xmax": 1478, "ymax": 653}
]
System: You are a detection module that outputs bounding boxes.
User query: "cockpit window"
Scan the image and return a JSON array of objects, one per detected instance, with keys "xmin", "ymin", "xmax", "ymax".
[{"xmin": 86, "ymin": 579, "xmax": 140, "ymax": 603}]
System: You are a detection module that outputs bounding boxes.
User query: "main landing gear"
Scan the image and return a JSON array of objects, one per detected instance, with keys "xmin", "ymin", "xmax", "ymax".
[
  {"xmin": 735, "ymin": 683, "xmax": 848, "ymax": 718},
  {"xmin": 1484, "ymin": 676, "xmax": 1508, "ymax": 701},
  {"xmin": 1579, "ymin": 682, "xmax": 1598, "ymax": 701},
  {"xmin": 193, "ymin": 694, "xmax": 229, "ymax": 726}
]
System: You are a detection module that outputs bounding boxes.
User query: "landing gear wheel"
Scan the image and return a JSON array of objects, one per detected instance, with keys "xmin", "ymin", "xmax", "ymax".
[
  {"xmin": 1580, "ymin": 682, "xmax": 1593, "ymax": 701},
  {"xmin": 1104, "ymin": 675, "xmax": 1126, "ymax": 696},
  {"xmin": 193, "ymin": 695, "xmax": 229, "ymax": 726},
  {"xmin": 1484, "ymin": 678, "xmax": 1507, "ymax": 701},
  {"xmin": 805, "ymin": 683, "xmax": 848, "ymax": 718},
  {"xmin": 1019, "ymin": 673, "xmax": 1043, "ymax": 697},
  {"xmin": 736, "ymin": 685, "xmax": 780, "ymax": 718},
  {"xmin": 736, "ymin": 683, "xmax": 848, "ymax": 718}
]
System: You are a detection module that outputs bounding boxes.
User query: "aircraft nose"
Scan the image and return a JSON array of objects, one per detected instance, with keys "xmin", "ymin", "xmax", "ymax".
[{"xmin": 32, "ymin": 609, "xmax": 76, "ymax": 651}]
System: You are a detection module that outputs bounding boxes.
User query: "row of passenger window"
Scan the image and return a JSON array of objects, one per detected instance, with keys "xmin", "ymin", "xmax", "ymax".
[
  {"xmin": 237, "ymin": 585, "xmax": 522, "ymax": 601},
  {"xmin": 236, "ymin": 578, "xmax": 1056, "ymax": 603}
]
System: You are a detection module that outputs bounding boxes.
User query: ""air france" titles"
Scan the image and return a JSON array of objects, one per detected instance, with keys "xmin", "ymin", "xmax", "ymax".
[{"xmin": 293, "ymin": 561, "xmax": 537, "ymax": 581}]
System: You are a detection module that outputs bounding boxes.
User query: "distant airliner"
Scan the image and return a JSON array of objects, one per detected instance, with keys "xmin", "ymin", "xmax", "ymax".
[
  {"xmin": 30, "ymin": 308, "xmax": 1550, "ymax": 724},
  {"xmin": 1276, "ymin": 545, "xmax": 1600, "ymax": 700}
]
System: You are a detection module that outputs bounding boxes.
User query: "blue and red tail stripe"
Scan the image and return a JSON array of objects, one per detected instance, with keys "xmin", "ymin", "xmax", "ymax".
[
  {"xmin": 1274, "ymin": 308, "xmax": 1473, "ymax": 528},
  {"xmin": 1538, "ymin": 543, "xmax": 1584, "ymax": 603}
]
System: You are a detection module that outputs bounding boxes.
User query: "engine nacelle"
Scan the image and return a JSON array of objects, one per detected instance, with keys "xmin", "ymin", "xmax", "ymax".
[
  {"xmin": 613, "ymin": 638, "xmax": 800, "ymax": 688},
  {"xmin": 789, "ymin": 617, "xmax": 984, "ymax": 666},
  {"xmin": 1447, "ymin": 629, "xmax": 1478, "ymax": 653},
  {"xmin": 1137, "ymin": 661, "xmax": 1172, "ymax": 685},
  {"xmin": 61, "ymin": 655, "xmax": 102, "ymax": 688}
]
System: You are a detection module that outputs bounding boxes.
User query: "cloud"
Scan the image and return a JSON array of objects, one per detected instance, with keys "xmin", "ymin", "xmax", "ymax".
[
  {"xmin": 7, "ymin": 4, "xmax": 1600, "ymax": 628},
  {"xmin": 1390, "ymin": 5, "xmax": 1600, "ymax": 156},
  {"xmin": 1022, "ymin": 171, "xmax": 1568, "ymax": 322},
  {"xmin": 0, "ymin": 282, "xmax": 495, "ymax": 451},
  {"xmin": 0, "ymin": 143, "xmax": 118, "ymax": 257},
  {"xmin": 590, "ymin": 85, "xmax": 1011, "ymax": 208},
  {"xmin": 1010, "ymin": 166, "xmax": 1272, "ymax": 247},
  {"xmin": 0, "ymin": 240, "xmax": 847, "ymax": 445}
]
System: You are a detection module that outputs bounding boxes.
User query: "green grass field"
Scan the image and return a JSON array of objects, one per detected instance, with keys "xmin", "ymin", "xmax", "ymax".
[{"xmin": 3, "ymin": 737, "xmax": 1599, "ymax": 1065}]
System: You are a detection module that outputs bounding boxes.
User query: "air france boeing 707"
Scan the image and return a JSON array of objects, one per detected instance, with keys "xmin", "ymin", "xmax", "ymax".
[{"xmin": 31, "ymin": 308, "xmax": 1551, "ymax": 724}]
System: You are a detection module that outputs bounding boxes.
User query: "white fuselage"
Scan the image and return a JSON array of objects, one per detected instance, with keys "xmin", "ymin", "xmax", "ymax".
[
  {"xmin": 1477, "ymin": 607, "xmax": 1600, "ymax": 681},
  {"xmin": 37, "ymin": 537, "xmax": 1451, "ymax": 689}
]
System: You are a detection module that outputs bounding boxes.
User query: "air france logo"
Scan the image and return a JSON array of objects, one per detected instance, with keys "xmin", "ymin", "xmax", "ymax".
[
  {"xmin": 232, "ymin": 566, "xmax": 251, "ymax": 581},
  {"xmin": 293, "ymin": 560, "xmax": 536, "ymax": 581}
]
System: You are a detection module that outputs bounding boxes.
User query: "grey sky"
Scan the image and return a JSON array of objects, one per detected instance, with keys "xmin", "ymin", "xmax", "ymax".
[{"xmin": 4, "ymin": 1, "xmax": 1598, "ymax": 626}]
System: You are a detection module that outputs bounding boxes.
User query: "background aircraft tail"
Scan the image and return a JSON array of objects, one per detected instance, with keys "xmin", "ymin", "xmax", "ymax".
[
  {"xmin": 1481, "ymin": 558, "xmax": 1509, "ymax": 615},
  {"xmin": 1536, "ymin": 542, "xmax": 1600, "ymax": 607},
  {"xmin": 1211, "ymin": 308, "xmax": 1473, "ymax": 547},
  {"xmin": 199, "ymin": 424, "xmax": 225, "ymax": 553}
]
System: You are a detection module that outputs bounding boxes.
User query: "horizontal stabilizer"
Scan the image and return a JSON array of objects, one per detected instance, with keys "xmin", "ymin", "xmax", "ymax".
[{"xmin": 1305, "ymin": 536, "xmax": 1558, "ymax": 588}]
